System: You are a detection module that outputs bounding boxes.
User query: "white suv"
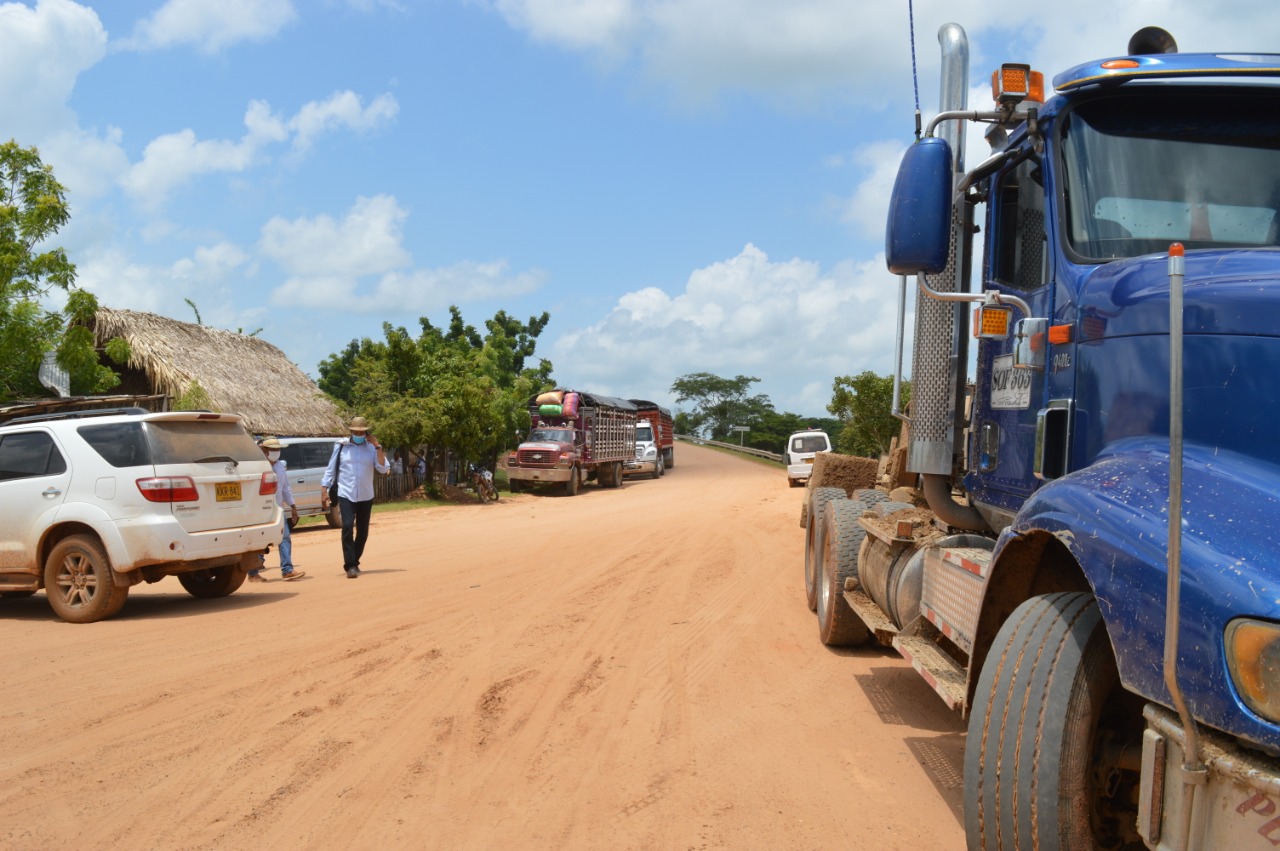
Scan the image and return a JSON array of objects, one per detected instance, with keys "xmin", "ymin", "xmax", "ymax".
[{"xmin": 0, "ymin": 407, "xmax": 282, "ymax": 623}]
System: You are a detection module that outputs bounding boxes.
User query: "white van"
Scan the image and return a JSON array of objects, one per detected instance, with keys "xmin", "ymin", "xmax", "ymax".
[
  {"xmin": 276, "ymin": 437, "xmax": 343, "ymax": 527},
  {"xmin": 786, "ymin": 430, "xmax": 831, "ymax": 487}
]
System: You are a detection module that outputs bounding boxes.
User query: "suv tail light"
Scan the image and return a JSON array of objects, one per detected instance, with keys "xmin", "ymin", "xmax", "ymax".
[
  {"xmin": 137, "ymin": 476, "xmax": 199, "ymax": 502},
  {"xmin": 259, "ymin": 471, "xmax": 278, "ymax": 496}
]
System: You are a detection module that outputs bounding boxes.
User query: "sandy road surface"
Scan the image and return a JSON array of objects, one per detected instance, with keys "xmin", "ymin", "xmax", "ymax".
[{"xmin": 0, "ymin": 444, "xmax": 964, "ymax": 849}]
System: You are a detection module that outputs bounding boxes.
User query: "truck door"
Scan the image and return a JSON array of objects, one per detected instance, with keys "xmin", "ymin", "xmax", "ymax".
[{"xmin": 964, "ymin": 153, "xmax": 1056, "ymax": 522}]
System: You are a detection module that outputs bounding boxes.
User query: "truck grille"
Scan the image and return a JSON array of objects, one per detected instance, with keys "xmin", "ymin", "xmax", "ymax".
[{"xmin": 517, "ymin": 449, "xmax": 558, "ymax": 467}]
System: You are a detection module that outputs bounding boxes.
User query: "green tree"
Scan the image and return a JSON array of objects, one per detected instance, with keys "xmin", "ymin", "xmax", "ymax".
[
  {"xmin": 0, "ymin": 140, "xmax": 120, "ymax": 401},
  {"xmin": 318, "ymin": 306, "xmax": 555, "ymax": 469},
  {"xmin": 670, "ymin": 372, "xmax": 773, "ymax": 441},
  {"xmin": 827, "ymin": 371, "xmax": 908, "ymax": 458},
  {"xmin": 745, "ymin": 409, "xmax": 841, "ymax": 454}
]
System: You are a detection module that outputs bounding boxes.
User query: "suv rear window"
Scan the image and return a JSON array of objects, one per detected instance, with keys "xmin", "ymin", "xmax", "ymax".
[
  {"xmin": 145, "ymin": 420, "xmax": 261, "ymax": 464},
  {"xmin": 78, "ymin": 422, "xmax": 152, "ymax": 468}
]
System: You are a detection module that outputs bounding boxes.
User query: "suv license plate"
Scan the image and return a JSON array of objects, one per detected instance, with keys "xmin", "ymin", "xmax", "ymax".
[
  {"xmin": 804, "ymin": 458, "xmax": 813, "ymax": 464},
  {"xmin": 215, "ymin": 481, "xmax": 242, "ymax": 502}
]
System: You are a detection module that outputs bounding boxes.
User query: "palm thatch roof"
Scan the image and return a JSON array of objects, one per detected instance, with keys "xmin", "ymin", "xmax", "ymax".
[{"xmin": 94, "ymin": 307, "xmax": 345, "ymax": 437}]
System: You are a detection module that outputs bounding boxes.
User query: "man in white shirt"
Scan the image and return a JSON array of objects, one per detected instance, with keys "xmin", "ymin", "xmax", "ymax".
[
  {"xmin": 250, "ymin": 437, "xmax": 304, "ymax": 582},
  {"xmin": 320, "ymin": 416, "xmax": 390, "ymax": 578}
]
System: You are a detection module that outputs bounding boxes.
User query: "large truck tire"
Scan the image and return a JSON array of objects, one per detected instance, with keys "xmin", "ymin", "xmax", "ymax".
[
  {"xmin": 804, "ymin": 487, "xmax": 847, "ymax": 611},
  {"xmin": 664, "ymin": 448, "xmax": 674, "ymax": 469},
  {"xmin": 965, "ymin": 592, "xmax": 1139, "ymax": 851},
  {"xmin": 816, "ymin": 499, "xmax": 871, "ymax": 646},
  {"xmin": 854, "ymin": 488, "xmax": 888, "ymax": 505},
  {"xmin": 564, "ymin": 467, "xmax": 579, "ymax": 496},
  {"xmin": 44, "ymin": 535, "xmax": 129, "ymax": 624}
]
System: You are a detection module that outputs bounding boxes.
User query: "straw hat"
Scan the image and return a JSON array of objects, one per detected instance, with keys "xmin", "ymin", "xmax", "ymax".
[{"xmin": 349, "ymin": 416, "xmax": 370, "ymax": 432}]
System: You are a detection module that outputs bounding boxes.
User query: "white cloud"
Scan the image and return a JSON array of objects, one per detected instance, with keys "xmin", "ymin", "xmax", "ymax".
[
  {"xmin": 288, "ymin": 91, "xmax": 400, "ymax": 156},
  {"xmin": 260, "ymin": 195, "xmax": 411, "ymax": 278},
  {"xmin": 261, "ymin": 195, "xmax": 546, "ymax": 313},
  {"xmin": 551, "ymin": 243, "xmax": 909, "ymax": 413},
  {"xmin": 119, "ymin": 0, "xmax": 297, "ymax": 54},
  {"xmin": 485, "ymin": 0, "xmax": 1280, "ymax": 104},
  {"xmin": 120, "ymin": 93, "xmax": 395, "ymax": 208},
  {"xmin": 74, "ymin": 240, "xmax": 251, "ymax": 318}
]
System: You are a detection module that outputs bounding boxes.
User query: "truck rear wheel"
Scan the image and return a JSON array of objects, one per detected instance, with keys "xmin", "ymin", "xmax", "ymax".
[
  {"xmin": 816, "ymin": 499, "xmax": 871, "ymax": 646},
  {"xmin": 804, "ymin": 488, "xmax": 847, "ymax": 611},
  {"xmin": 44, "ymin": 535, "xmax": 129, "ymax": 624},
  {"xmin": 965, "ymin": 592, "xmax": 1142, "ymax": 850}
]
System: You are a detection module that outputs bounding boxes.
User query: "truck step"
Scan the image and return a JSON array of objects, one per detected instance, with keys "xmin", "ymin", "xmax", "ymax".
[
  {"xmin": 892, "ymin": 625, "xmax": 968, "ymax": 713},
  {"xmin": 844, "ymin": 586, "xmax": 899, "ymax": 646}
]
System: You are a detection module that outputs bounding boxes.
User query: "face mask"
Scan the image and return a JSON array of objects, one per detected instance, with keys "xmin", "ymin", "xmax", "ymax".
[
  {"xmin": 352, "ymin": 435, "xmax": 366, "ymax": 445},
  {"xmin": 266, "ymin": 451, "xmax": 281, "ymax": 463}
]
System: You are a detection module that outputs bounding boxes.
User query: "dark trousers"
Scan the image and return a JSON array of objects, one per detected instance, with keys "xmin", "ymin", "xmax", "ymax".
[{"xmin": 339, "ymin": 497, "xmax": 374, "ymax": 570}]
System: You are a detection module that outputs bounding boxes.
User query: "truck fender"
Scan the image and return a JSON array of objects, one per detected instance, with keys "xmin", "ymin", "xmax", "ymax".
[{"xmin": 971, "ymin": 437, "xmax": 1280, "ymax": 748}]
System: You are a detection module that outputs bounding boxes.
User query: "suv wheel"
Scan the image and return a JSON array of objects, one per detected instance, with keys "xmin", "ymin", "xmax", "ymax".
[{"xmin": 44, "ymin": 535, "xmax": 129, "ymax": 624}]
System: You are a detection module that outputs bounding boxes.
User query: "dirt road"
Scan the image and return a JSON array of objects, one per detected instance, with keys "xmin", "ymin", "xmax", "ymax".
[{"xmin": 0, "ymin": 444, "xmax": 964, "ymax": 849}]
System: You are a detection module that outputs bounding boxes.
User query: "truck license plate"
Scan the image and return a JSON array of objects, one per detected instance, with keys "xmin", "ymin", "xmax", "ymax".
[
  {"xmin": 215, "ymin": 481, "xmax": 241, "ymax": 502},
  {"xmin": 804, "ymin": 458, "xmax": 813, "ymax": 464}
]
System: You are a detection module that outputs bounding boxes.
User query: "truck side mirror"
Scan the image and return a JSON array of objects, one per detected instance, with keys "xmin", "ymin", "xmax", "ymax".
[{"xmin": 885, "ymin": 137, "xmax": 954, "ymax": 276}]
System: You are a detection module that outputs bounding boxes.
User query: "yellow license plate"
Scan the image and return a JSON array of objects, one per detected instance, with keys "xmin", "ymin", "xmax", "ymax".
[
  {"xmin": 215, "ymin": 481, "xmax": 242, "ymax": 502},
  {"xmin": 804, "ymin": 458, "xmax": 813, "ymax": 464}
]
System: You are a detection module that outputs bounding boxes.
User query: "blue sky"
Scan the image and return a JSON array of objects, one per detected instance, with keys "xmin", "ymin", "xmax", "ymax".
[{"xmin": 4, "ymin": 1, "xmax": 1274, "ymax": 417}]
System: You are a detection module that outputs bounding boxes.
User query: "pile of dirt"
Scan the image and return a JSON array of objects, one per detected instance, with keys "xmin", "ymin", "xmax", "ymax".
[{"xmin": 807, "ymin": 452, "xmax": 879, "ymax": 494}]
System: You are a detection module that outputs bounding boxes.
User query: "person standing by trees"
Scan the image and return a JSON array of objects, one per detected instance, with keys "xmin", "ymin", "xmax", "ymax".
[{"xmin": 320, "ymin": 416, "xmax": 390, "ymax": 579}]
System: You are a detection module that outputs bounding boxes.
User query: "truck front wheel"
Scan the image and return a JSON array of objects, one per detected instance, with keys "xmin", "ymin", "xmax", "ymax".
[
  {"xmin": 564, "ymin": 467, "xmax": 579, "ymax": 496},
  {"xmin": 965, "ymin": 592, "xmax": 1142, "ymax": 851}
]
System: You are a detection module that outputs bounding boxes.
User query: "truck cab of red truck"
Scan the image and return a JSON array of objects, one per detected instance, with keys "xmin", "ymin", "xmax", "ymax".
[
  {"xmin": 808, "ymin": 23, "xmax": 1280, "ymax": 850},
  {"xmin": 506, "ymin": 390, "xmax": 636, "ymax": 495}
]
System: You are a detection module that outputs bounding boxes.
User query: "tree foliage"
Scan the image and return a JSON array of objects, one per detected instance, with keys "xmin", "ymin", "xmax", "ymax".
[
  {"xmin": 0, "ymin": 140, "xmax": 121, "ymax": 401},
  {"xmin": 669, "ymin": 372, "xmax": 773, "ymax": 442},
  {"xmin": 827, "ymin": 371, "xmax": 909, "ymax": 458},
  {"xmin": 317, "ymin": 306, "xmax": 554, "ymax": 466}
]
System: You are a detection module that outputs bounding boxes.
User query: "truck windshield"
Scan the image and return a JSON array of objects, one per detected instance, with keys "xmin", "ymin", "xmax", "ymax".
[
  {"xmin": 1060, "ymin": 90, "xmax": 1280, "ymax": 260},
  {"xmin": 636, "ymin": 426, "xmax": 653, "ymax": 442},
  {"xmin": 529, "ymin": 428, "xmax": 574, "ymax": 443}
]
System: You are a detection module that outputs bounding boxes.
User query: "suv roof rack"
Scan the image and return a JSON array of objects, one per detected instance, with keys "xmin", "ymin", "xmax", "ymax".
[{"xmin": 3, "ymin": 407, "xmax": 152, "ymax": 427}]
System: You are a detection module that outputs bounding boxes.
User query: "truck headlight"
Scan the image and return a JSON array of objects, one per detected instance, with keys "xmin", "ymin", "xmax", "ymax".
[
  {"xmin": 644, "ymin": 447, "xmax": 657, "ymax": 459},
  {"xmin": 1226, "ymin": 618, "xmax": 1280, "ymax": 722}
]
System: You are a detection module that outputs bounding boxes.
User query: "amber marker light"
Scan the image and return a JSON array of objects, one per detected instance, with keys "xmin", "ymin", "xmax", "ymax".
[
  {"xmin": 991, "ymin": 64, "xmax": 1045, "ymax": 105},
  {"xmin": 973, "ymin": 304, "xmax": 1012, "ymax": 339},
  {"xmin": 1102, "ymin": 59, "xmax": 1141, "ymax": 69},
  {"xmin": 1048, "ymin": 325, "xmax": 1073, "ymax": 345}
]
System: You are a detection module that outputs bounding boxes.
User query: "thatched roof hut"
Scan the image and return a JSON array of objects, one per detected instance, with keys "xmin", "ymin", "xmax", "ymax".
[{"xmin": 94, "ymin": 307, "xmax": 345, "ymax": 437}]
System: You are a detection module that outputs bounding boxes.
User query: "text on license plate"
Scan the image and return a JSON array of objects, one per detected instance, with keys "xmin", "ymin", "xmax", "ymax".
[{"xmin": 215, "ymin": 481, "xmax": 242, "ymax": 502}]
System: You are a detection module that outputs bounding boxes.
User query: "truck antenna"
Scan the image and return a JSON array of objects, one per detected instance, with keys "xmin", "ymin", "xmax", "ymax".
[{"xmin": 908, "ymin": 0, "xmax": 922, "ymax": 139}]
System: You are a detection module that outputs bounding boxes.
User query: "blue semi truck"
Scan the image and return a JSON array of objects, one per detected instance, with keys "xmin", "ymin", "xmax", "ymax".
[{"xmin": 806, "ymin": 24, "xmax": 1280, "ymax": 849}]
